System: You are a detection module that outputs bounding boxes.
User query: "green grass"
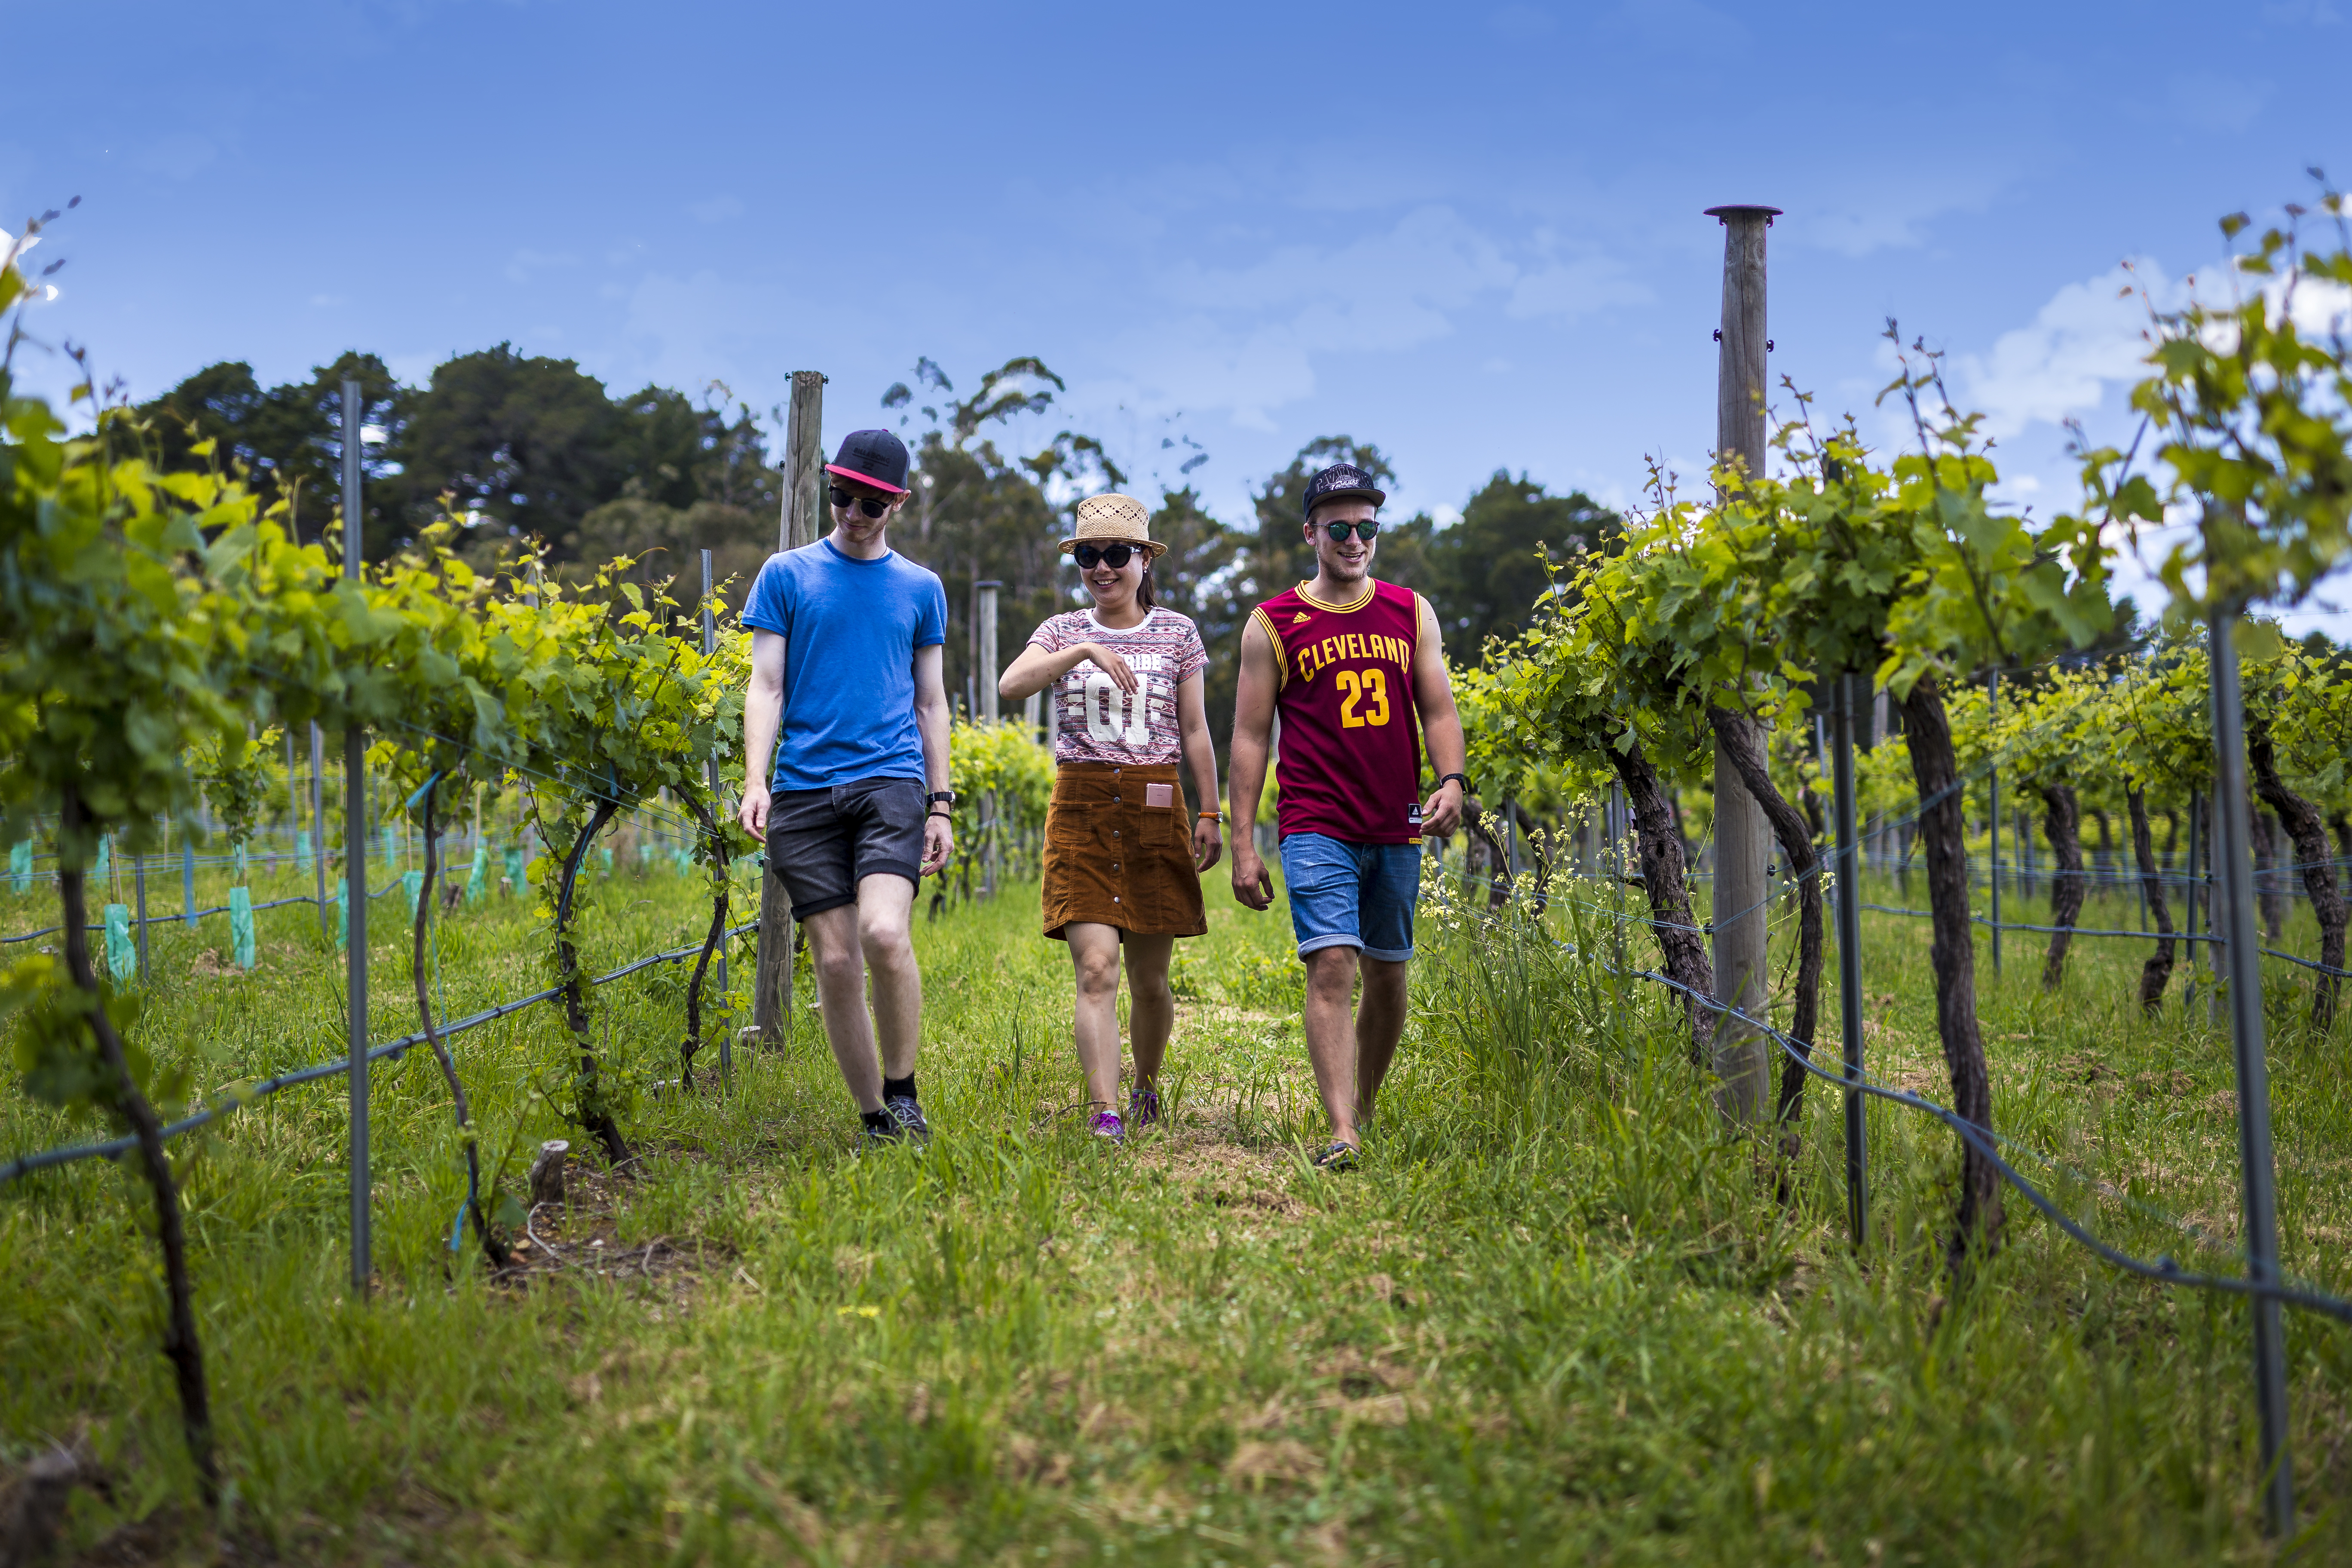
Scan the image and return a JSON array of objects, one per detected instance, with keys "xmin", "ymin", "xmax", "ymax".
[{"xmin": 3, "ymin": 845, "xmax": 2350, "ymax": 1565}]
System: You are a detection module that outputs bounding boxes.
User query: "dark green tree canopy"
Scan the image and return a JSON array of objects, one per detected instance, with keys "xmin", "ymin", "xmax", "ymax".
[
  {"xmin": 1427, "ymin": 470, "xmax": 1623, "ymax": 662},
  {"xmin": 136, "ymin": 348, "xmax": 776, "ymax": 569}
]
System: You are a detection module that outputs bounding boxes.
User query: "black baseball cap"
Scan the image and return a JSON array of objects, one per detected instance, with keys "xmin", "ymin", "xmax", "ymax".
[
  {"xmin": 1303, "ymin": 462, "xmax": 1385, "ymax": 519},
  {"xmin": 825, "ymin": 429, "xmax": 910, "ymax": 496}
]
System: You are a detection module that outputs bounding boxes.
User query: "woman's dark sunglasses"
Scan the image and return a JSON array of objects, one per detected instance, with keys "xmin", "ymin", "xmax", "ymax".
[
  {"xmin": 829, "ymin": 486, "xmax": 891, "ymax": 519},
  {"xmin": 1320, "ymin": 520, "xmax": 1380, "ymax": 542},
  {"xmin": 1073, "ymin": 543, "xmax": 1136, "ymax": 570}
]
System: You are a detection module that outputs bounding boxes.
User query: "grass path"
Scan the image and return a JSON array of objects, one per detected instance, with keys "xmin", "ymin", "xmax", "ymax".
[{"xmin": 2, "ymin": 853, "xmax": 2349, "ymax": 1564}]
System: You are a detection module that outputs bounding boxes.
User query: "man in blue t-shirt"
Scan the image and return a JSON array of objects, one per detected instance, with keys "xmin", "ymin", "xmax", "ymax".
[{"xmin": 738, "ymin": 428, "xmax": 956, "ymax": 1146}]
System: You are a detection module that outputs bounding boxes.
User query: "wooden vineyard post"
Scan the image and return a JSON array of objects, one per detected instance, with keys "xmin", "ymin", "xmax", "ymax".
[
  {"xmin": 1834, "ymin": 671, "xmax": 1870, "ymax": 1248},
  {"xmin": 978, "ymin": 579, "xmax": 1000, "ymax": 900},
  {"xmin": 2209, "ymin": 603, "xmax": 2294, "ymax": 1536},
  {"xmin": 1702, "ymin": 202, "xmax": 1779, "ymax": 1124},
  {"xmin": 703, "ymin": 548, "xmax": 731, "ymax": 1085},
  {"xmin": 754, "ymin": 370, "xmax": 825, "ymax": 1048},
  {"xmin": 341, "ymin": 378, "xmax": 372, "ymax": 1296},
  {"xmin": 1988, "ymin": 668, "xmax": 2002, "ymax": 978}
]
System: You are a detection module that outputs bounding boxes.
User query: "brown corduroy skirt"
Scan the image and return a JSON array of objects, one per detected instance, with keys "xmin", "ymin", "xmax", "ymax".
[{"xmin": 1040, "ymin": 761, "xmax": 1208, "ymax": 940}]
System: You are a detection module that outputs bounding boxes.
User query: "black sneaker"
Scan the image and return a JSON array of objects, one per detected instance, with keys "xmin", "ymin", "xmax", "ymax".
[
  {"xmin": 885, "ymin": 1094, "xmax": 931, "ymax": 1144},
  {"xmin": 1312, "ymin": 1140, "xmax": 1360, "ymax": 1172}
]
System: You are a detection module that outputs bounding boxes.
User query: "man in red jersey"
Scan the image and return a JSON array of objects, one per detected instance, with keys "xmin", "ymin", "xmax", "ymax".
[{"xmin": 1228, "ymin": 462, "xmax": 1469, "ymax": 1170}]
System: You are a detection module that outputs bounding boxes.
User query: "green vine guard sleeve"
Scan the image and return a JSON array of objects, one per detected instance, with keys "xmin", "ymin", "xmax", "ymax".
[{"xmin": 229, "ymin": 886, "xmax": 256, "ymax": 971}]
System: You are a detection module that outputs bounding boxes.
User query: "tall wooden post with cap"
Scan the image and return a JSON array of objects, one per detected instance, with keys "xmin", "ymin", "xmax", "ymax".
[
  {"xmin": 1703, "ymin": 203, "xmax": 1779, "ymax": 1126},
  {"xmin": 753, "ymin": 371, "xmax": 827, "ymax": 1049}
]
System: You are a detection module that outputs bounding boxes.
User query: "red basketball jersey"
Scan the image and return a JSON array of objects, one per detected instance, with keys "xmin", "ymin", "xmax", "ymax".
[{"xmin": 1251, "ymin": 578, "xmax": 1425, "ymax": 845}]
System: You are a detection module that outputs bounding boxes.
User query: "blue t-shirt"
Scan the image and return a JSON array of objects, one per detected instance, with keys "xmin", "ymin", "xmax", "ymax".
[{"xmin": 743, "ymin": 538, "xmax": 947, "ymax": 792}]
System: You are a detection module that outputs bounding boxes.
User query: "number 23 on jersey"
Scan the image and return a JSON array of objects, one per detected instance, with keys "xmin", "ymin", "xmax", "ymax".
[{"xmin": 1335, "ymin": 667, "xmax": 1390, "ymax": 728}]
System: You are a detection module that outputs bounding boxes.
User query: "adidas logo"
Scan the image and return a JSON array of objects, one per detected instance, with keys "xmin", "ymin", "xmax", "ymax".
[{"xmin": 1291, "ymin": 611, "xmax": 1312, "ymax": 624}]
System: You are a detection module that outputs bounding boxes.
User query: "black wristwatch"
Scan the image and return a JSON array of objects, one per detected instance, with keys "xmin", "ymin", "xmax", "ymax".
[
  {"xmin": 1438, "ymin": 772, "xmax": 1471, "ymax": 794},
  {"xmin": 926, "ymin": 790, "xmax": 957, "ymax": 817}
]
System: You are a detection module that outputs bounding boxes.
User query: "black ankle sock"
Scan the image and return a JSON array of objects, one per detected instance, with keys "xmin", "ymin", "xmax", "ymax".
[
  {"xmin": 861, "ymin": 1108, "xmax": 896, "ymax": 1133},
  {"xmin": 882, "ymin": 1074, "xmax": 916, "ymax": 1102}
]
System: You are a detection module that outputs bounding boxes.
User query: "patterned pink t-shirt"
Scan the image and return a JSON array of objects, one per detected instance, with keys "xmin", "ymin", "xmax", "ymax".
[{"xmin": 1026, "ymin": 606, "xmax": 1208, "ymax": 766}]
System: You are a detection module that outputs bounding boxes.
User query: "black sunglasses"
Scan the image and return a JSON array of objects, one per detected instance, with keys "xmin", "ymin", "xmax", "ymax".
[
  {"xmin": 1073, "ymin": 542, "xmax": 1136, "ymax": 570},
  {"xmin": 1319, "ymin": 520, "xmax": 1380, "ymax": 542},
  {"xmin": 829, "ymin": 486, "xmax": 891, "ymax": 519}
]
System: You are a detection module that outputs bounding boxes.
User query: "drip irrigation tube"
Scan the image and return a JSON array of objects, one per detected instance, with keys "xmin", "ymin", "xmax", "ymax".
[
  {"xmin": 1629, "ymin": 964, "xmax": 2352, "ymax": 1326},
  {"xmin": 0, "ymin": 919, "xmax": 760, "ymax": 1185}
]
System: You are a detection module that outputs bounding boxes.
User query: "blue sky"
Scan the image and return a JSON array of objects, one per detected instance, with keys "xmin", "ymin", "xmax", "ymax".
[{"xmin": 7, "ymin": 0, "xmax": 2349, "ymax": 622}]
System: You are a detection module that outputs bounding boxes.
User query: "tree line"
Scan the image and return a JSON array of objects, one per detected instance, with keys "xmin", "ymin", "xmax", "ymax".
[{"xmin": 138, "ymin": 350, "xmax": 1625, "ymax": 748}]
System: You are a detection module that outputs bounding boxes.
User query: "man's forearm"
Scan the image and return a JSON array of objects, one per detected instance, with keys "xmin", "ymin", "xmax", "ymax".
[
  {"xmin": 1424, "ymin": 708, "xmax": 1467, "ymax": 779},
  {"xmin": 916, "ymin": 699, "xmax": 951, "ymax": 792},
  {"xmin": 743, "ymin": 681, "xmax": 782, "ymax": 794},
  {"xmin": 1228, "ymin": 735, "xmax": 1269, "ymax": 836}
]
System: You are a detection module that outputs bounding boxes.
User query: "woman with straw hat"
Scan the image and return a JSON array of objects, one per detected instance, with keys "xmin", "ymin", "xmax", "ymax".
[{"xmin": 999, "ymin": 493, "xmax": 1223, "ymax": 1141}]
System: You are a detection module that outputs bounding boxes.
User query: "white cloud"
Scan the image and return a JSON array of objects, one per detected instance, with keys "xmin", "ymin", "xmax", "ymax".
[
  {"xmin": 1094, "ymin": 205, "xmax": 1649, "ymax": 430},
  {"xmin": 1948, "ymin": 260, "xmax": 2170, "ymax": 438},
  {"xmin": 1803, "ymin": 174, "xmax": 2005, "ymax": 258},
  {"xmin": 1947, "ymin": 254, "xmax": 2352, "ymax": 441},
  {"xmin": 1158, "ymin": 205, "xmax": 1515, "ymax": 348},
  {"xmin": 1507, "ymin": 248, "xmax": 1652, "ymax": 320}
]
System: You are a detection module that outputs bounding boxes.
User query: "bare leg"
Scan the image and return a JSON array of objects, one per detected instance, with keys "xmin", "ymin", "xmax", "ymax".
[
  {"xmin": 1302, "ymin": 946, "xmax": 1363, "ymax": 1146},
  {"xmin": 858, "ymin": 875, "xmax": 922, "ymax": 1081},
  {"xmin": 1124, "ymin": 934, "xmax": 1176, "ymax": 1091},
  {"xmin": 802, "ymin": 903, "xmax": 881, "ymax": 1112},
  {"xmin": 1066, "ymin": 922, "xmax": 1124, "ymax": 1112},
  {"xmin": 1354, "ymin": 956, "xmax": 1410, "ymax": 1123}
]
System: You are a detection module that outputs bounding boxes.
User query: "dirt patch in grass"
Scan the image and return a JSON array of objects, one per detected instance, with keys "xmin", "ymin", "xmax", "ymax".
[{"xmin": 492, "ymin": 1153, "xmax": 731, "ymax": 1311}]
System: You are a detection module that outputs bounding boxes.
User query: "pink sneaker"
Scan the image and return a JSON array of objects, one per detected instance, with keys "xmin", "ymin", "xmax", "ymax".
[{"xmin": 1089, "ymin": 1111, "xmax": 1126, "ymax": 1142}]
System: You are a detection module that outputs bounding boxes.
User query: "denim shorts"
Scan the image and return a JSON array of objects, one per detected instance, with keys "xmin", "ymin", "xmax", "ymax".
[{"xmin": 1279, "ymin": 833, "xmax": 1421, "ymax": 962}]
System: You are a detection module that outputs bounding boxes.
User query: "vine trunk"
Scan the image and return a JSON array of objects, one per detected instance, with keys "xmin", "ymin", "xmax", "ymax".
[
  {"xmin": 2249, "ymin": 717, "xmax": 2347, "ymax": 1030},
  {"xmin": 413, "ymin": 779, "xmax": 510, "ymax": 1267},
  {"xmin": 1897, "ymin": 677, "xmax": 2004, "ymax": 1282},
  {"xmin": 2127, "ymin": 787, "xmax": 2178, "ymax": 1013},
  {"xmin": 2040, "ymin": 784, "xmax": 2084, "ymax": 992},
  {"xmin": 58, "ymin": 790, "xmax": 217, "ymax": 1501},
  {"xmin": 1608, "ymin": 735, "xmax": 1715, "ymax": 1061},
  {"xmin": 555, "ymin": 799, "xmax": 632, "ymax": 1165}
]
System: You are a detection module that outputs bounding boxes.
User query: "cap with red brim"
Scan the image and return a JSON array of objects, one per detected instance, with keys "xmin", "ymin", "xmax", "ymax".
[{"xmin": 824, "ymin": 463, "xmax": 908, "ymax": 496}]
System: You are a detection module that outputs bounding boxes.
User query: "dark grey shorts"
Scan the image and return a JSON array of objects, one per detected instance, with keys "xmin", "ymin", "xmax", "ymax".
[{"xmin": 767, "ymin": 778, "xmax": 927, "ymax": 919}]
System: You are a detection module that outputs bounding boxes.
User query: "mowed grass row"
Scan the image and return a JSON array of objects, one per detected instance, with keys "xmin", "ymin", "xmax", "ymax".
[{"xmin": 2, "ymin": 851, "xmax": 2349, "ymax": 1565}]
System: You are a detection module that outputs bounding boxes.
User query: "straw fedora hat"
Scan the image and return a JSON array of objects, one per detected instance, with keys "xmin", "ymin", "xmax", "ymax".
[{"xmin": 1060, "ymin": 493, "xmax": 1166, "ymax": 559}]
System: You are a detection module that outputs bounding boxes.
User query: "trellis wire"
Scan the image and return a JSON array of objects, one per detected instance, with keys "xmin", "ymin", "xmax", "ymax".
[{"xmin": 0, "ymin": 919, "xmax": 760, "ymax": 1186}]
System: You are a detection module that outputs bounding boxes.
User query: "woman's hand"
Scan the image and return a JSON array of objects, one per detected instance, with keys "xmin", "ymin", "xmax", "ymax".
[
  {"xmin": 1191, "ymin": 816, "xmax": 1223, "ymax": 873},
  {"xmin": 1081, "ymin": 642, "xmax": 1139, "ymax": 695}
]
